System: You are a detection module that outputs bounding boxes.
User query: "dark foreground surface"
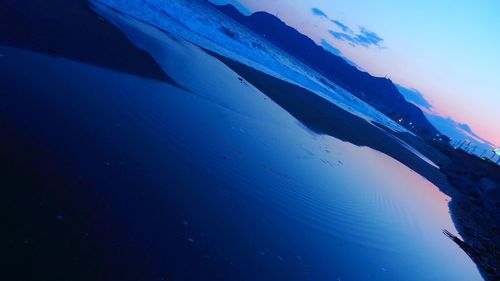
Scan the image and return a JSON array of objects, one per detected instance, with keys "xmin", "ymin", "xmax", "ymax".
[
  {"xmin": 1, "ymin": 0, "xmax": 497, "ymax": 280},
  {"xmin": 438, "ymin": 146, "xmax": 500, "ymax": 279},
  {"xmin": 0, "ymin": 0, "xmax": 174, "ymax": 84}
]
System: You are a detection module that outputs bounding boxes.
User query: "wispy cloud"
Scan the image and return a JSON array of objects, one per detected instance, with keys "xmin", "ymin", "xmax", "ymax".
[
  {"xmin": 329, "ymin": 30, "xmax": 355, "ymax": 44},
  {"xmin": 311, "ymin": 8, "xmax": 328, "ymax": 18},
  {"xmin": 311, "ymin": 7, "xmax": 383, "ymax": 48},
  {"xmin": 355, "ymin": 28, "xmax": 383, "ymax": 47},
  {"xmin": 331, "ymin": 20, "xmax": 351, "ymax": 33},
  {"xmin": 328, "ymin": 27, "xmax": 384, "ymax": 48}
]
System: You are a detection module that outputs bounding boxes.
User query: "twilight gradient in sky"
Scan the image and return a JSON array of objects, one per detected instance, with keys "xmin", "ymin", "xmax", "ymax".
[{"xmin": 211, "ymin": 0, "xmax": 499, "ymax": 146}]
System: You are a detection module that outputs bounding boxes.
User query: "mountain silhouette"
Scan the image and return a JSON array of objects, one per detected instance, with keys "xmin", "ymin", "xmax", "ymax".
[{"xmin": 213, "ymin": 3, "xmax": 439, "ymax": 136}]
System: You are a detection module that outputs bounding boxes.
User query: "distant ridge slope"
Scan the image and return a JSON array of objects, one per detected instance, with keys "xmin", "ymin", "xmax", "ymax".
[{"xmin": 213, "ymin": 3, "xmax": 439, "ymax": 137}]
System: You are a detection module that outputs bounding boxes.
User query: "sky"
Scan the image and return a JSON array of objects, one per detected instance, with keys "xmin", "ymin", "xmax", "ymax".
[{"xmin": 210, "ymin": 0, "xmax": 499, "ymax": 147}]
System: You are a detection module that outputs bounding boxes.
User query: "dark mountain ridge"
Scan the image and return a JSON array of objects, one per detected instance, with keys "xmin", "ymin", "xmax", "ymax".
[{"xmin": 213, "ymin": 3, "xmax": 439, "ymax": 136}]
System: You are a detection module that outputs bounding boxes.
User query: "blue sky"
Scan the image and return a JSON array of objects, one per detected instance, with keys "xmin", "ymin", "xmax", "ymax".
[{"xmin": 210, "ymin": 0, "xmax": 500, "ymax": 147}]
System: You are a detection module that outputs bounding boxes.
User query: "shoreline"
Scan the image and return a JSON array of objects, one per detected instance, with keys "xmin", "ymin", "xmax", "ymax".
[
  {"xmin": 2, "ymin": 0, "xmax": 497, "ymax": 280},
  {"xmin": 209, "ymin": 51, "xmax": 499, "ymax": 280},
  {"xmin": 208, "ymin": 50, "xmax": 449, "ymax": 187}
]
